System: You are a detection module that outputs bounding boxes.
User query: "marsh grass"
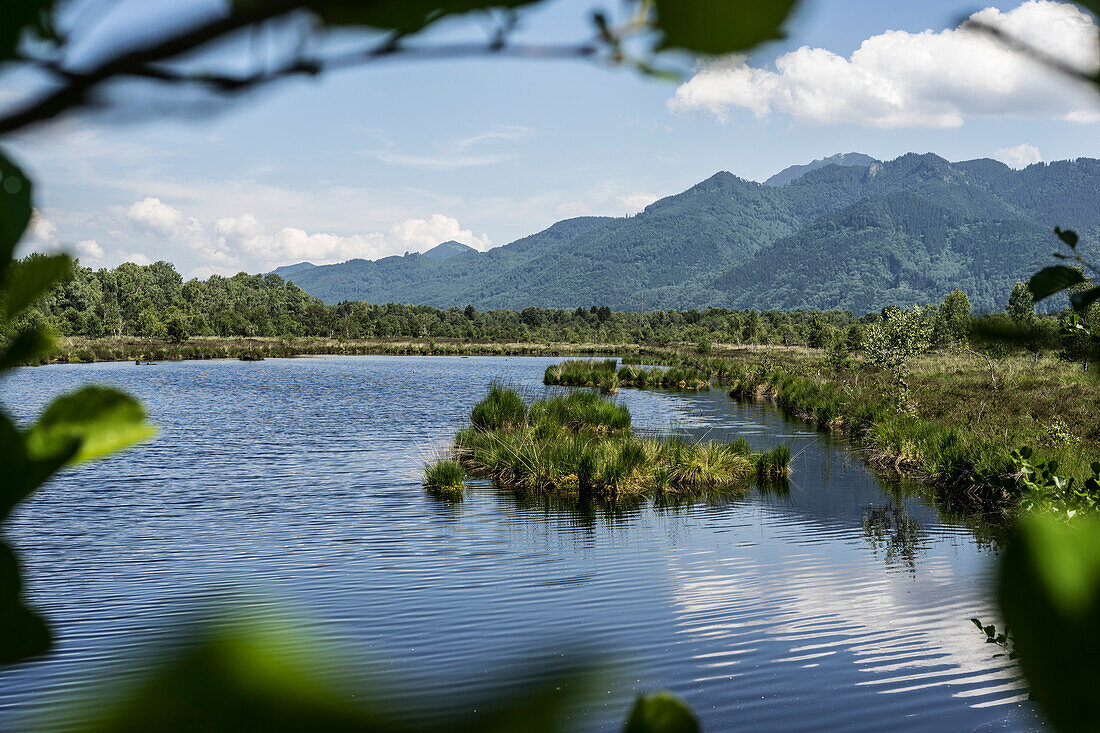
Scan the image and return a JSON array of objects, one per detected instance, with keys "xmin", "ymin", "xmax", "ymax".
[
  {"xmin": 424, "ymin": 459, "xmax": 466, "ymax": 496},
  {"xmin": 39, "ymin": 337, "xmax": 663, "ymax": 366},
  {"xmin": 444, "ymin": 386, "xmax": 787, "ymax": 499},
  {"xmin": 709, "ymin": 348, "xmax": 1100, "ymax": 512},
  {"xmin": 544, "ymin": 359, "xmax": 709, "ymax": 391}
]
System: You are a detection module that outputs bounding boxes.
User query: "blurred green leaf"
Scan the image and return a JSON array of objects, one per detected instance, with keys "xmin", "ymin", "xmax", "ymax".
[
  {"xmin": 0, "ymin": 326, "xmax": 55, "ymax": 371},
  {"xmin": 0, "ymin": 411, "xmax": 75, "ymax": 522},
  {"xmin": 43, "ymin": 608, "xmax": 396, "ymax": 732},
  {"xmin": 0, "ymin": 542, "xmax": 51, "ymax": 665},
  {"xmin": 25, "ymin": 386, "xmax": 157, "ymax": 464},
  {"xmin": 42, "ymin": 601, "xmax": 598, "ymax": 732},
  {"xmin": 4, "ymin": 253, "xmax": 72, "ymax": 319},
  {"xmin": 623, "ymin": 691, "xmax": 699, "ymax": 733},
  {"xmin": 1028, "ymin": 265, "xmax": 1086, "ymax": 302},
  {"xmin": 653, "ymin": 0, "xmax": 799, "ymax": 55},
  {"xmin": 1069, "ymin": 285, "xmax": 1100, "ymax": 313},
  {"xmin": 0, "ymin": 150, "xmax": 32, "ymax": 278},
  {"xmin": 999, "ymin": 514, "xmax": 1100, "ymax": 732}
]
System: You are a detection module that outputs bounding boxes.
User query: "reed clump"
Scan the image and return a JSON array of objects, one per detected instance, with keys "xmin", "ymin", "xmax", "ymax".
[
  {"xmin": 436, "ymin": 386, "xmax": 789, "ymax": 499},
  {"xmin": 424, "ymin": 458, "xmax": 466, "ymax": 495},
  {"xmin": 544, "ymin": 359, "xmax": 709, "ymax": 391}
]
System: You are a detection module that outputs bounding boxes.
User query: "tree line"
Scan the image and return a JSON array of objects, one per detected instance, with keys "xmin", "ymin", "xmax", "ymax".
[{"xmin": 5, "ymin": 256, "xmax": 1095, "ymax": 362}]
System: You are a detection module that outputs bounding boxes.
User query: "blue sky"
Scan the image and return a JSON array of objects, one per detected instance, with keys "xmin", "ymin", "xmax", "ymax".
[{"xmin": 7, "ymin": 0, "xmax": 1100, "ymax": 277}]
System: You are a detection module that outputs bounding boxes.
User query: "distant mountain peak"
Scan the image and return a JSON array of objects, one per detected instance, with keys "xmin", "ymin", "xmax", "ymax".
[
  {"xmin": 271, "ymin": 261, "xmax": 317, "ymax": 276},
  {"xmin": 422, "ymin": 240, "xmax": 477, "ymax": 260},
  {"xmin": 765, "ymin": 152, "xmax": 878, "ymax": 187}
]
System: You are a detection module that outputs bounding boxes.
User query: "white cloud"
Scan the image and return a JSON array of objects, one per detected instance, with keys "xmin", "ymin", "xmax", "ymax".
[
  {"xmin": 210, "ymin": 209, "xmax": 492, "ymax": 270},
  {"xmin": 75, "ymin": 239, "xmax": 105, "ymax": 261},
  {"xmin": 669, "ymin": 1, "xmax": 1100, "ymax": 128},
  {"xmin": 360, "ymin": 124, "xmax": 534, "ymax": 169},
  {"xmin": 119, "ymin": 251, "xmax": 152, "ymax": 266},
  {"xmin": 388, "ymin": 214, "xmax": 492, "ymax": 252},
  {"xmin": 995, "ymin": 143, "xmax": 1044, "ymax": 168},
  {"xmin": 453, "ymin": 124, "xmax": 535, "ymax": 151},
  {"xmin": 615, "ymin": 192, "xmax": 660, "ymax": 213},
  {"xmin": 127, "ymin": 197, "xmax": 208, "ymax": 247},
  {"xmin": 554, "ymin": 200, "xmax": 593, "ymax": 218},
  {"xmin": 365, "ymin": 151, "xmax": 508, "ymax": 170},
  {"xmin": 23, "ymin": 208, "xmax": 59, "ymax": 250}
]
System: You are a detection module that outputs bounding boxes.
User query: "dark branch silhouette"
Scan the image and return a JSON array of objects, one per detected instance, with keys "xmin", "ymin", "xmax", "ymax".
[{"xmin": 0, "ymin": 2, "xmax": 612, "ymax": 136}]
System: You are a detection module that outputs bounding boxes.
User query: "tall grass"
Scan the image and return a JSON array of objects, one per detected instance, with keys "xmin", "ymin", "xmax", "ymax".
[
  {"xmin": 471, "ymin": 382, "xmax": 527, "ymax": 431},
  {"xmin": 424, "ymin": 459, "xmax": 466, "ymax": 495},
  {"xmin": 544, "ymin": 360, "xmax": 709, "ymax": 390},
  {"xmin": 443, "ymin": 385, "xmax": 789, "ymax": 499}
]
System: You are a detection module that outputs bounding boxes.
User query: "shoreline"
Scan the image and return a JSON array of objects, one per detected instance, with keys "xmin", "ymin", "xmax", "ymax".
[
  {"xmin": 27, "ymin": 337, "xmax": 1098, "ymax": 523},
  {"xmin": 36, "ymin": 337, "xmax": 675, "ymax": 366}
]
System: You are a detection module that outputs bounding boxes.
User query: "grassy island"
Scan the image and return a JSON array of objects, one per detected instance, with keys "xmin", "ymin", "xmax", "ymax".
[
  {"xmin": 425, "ymin": 384, "xmax": 790, "ymax": 499},
  {"xmin": 543, "ymin": 359, "xmax": 710, "ymax": 392}
]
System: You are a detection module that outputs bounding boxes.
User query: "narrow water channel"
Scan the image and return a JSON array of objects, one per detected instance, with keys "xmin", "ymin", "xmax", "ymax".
[{"xmin": 0, "ymin": 356, "xmax": 1039, "ymax": 731}]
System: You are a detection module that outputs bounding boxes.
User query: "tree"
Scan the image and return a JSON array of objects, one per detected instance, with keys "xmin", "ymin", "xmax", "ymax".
[
  {"xmin": 940, "ymin": 289, "xmax": 971, "ymax": 343},
  {"xmin": 165, "ymin": 312, "xmax": 191, "ymax": 344},
  {"xmin": 864, "ymin": 305, "xmax": 934, "ymax": 403},
  {"xmin": 806, "ymin": 313, "xmax": 832, "ymax": 348},
  {"xmin": 1007, "ymin": 281, "xmax": 1036, "ymax": 325}
]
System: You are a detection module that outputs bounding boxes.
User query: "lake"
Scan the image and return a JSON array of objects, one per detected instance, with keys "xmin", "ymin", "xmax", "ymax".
[{"xmin": 0, "ymin": 356, "xmax": 1039, "ymax": 730}]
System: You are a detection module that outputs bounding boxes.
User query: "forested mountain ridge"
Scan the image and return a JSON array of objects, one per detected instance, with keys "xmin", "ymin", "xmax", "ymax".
[
  {"xmin": 763, "ymin": 152, "xmax": 878, "ymax": 187},
  {"xmin": 276, "ymin": 153, "xmax": 1100, "ymax": 312}
]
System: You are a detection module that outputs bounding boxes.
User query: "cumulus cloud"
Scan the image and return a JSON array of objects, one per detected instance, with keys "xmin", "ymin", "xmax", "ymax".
[
  {"xmin": 23, "ymin": 209, "xmax": 59, "ymax": 250},
  {"xmin": 127, "ymin": 196, "xmax": 241, "ymax": 270},
  {"xmin": 114, "ymin": 198, "xmax": 496, "ymax": 272},
  {"xmin": 75, "ymin": 239, "xmax": 105, "ymax": 260},
  {"xmin": 118, "ymin": 251, "xmax": 152, "ymax": 266},
  {"xmin": 995, "ymin": 143, "xmax": 1044, "ymax": 168},
  {"xmin": 669, "ymin": 1, "xmax": 1100, "ymax": 128}
]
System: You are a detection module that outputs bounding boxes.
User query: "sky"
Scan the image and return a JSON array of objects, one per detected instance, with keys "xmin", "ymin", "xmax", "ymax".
[{"xmin": 6, "ymin": 0, "xmax": 1100, "ymax": 278}]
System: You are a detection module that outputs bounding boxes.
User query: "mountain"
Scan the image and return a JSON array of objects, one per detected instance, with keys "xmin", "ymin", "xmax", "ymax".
[
  {"xmin": 275, "ymin": 153, "xmax": 1100, "ymax": 313},
  {"xmin": 422, "ymin": 240, "xmax": 477, "ymax": 260},
  {"xmin": 764, "ymin": 152, "xmax": 879, "ymax": 187},
  {"xmin": 271, "ymin": 261, "xmax": 317, "ymax": 276}
]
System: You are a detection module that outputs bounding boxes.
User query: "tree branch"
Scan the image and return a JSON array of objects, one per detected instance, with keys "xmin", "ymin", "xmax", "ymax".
[{"xmin": 0, "ymin": 2, "xmax": 608, "ymax": 136}]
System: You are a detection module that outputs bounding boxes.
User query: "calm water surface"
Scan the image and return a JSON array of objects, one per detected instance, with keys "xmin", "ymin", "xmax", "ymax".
[{"xmin": 0, "ymin": 356, "xmax": 1040, "ymax": 730}]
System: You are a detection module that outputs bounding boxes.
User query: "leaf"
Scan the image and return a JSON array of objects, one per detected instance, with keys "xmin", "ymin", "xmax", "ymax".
[
  {"xmin": 0, "ymin": 327, "xmax": 55, "ymax": 371},
  {"xmin": 1028, "ymin": 266, "xmax": 1085, "ymax": 302},
  {"xmin": 0, "ymin": 542, "xmax": 51, "ymax": 665},
  {"xmin": 1055, "ymin": 226, "xmax": 1078, "ymax": 249},
  {"xmin": 40, "ymin": 600, "xmax": 599, "ymax": 732},
  {"xmin": 623, "ymin": 691, "xmax": 700, "ymax": 733},
  {"xmin": 999, "ymin": 514, "xmax": 1100, "ymax": 732},
  {"xmin": 1069, "ymin": 286, "xmax": 1100, "ymax": 314},
  {"xmin": 25, "ymin": 387, "xmax": 156, "ymax": 465},
  {"xmin": 3, "ymin": 253, "xmax": 71, "ymax": 318},
  {"xmin": 653, "ymin": 0, "xmax": 800, "ymax": 55},
  {"xmin": 0, "ymin": 412, "xmax": 76, "ymax": 523},
  {"xmin": 0, "ymin": 150, "xmax": 33, "ymax": 277}
]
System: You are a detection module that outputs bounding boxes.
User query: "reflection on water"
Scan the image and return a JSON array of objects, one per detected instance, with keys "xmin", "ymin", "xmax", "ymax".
[
  {"xmin": 861, "ymin": 505, "xmax": 925, "ymax": 574},
  {"xmin": 0, "ymin": 356, "xmax": 1039, "ymax": 731}
]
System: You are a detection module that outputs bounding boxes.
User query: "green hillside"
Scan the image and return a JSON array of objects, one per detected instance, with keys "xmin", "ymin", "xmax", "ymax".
[{"xmin": 277, "ymin": 153, "xmax": 1100, "ymax": 312}]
